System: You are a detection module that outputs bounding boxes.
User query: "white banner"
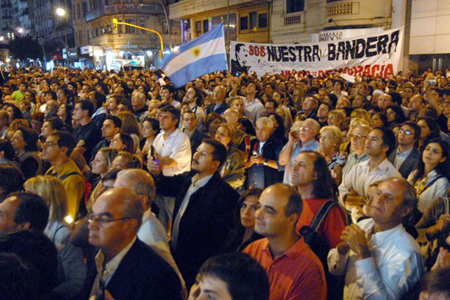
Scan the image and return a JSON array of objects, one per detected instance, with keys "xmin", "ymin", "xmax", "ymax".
[{"xmin": 230, "ymin": 27, "xmax": 404, "ymax": 79}]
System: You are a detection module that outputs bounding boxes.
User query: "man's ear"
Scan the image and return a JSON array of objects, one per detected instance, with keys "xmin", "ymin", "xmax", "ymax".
[
  {"xmin": 399, "ymin": 206, "xmax": 413, "ymax": 219},
  {"xmin": 288, "ymin": 213, "xmax": 299, "ymax": 228},
  {"xmin": 212, "ymin": 160, "xmax": 221, "ymax": 171}
]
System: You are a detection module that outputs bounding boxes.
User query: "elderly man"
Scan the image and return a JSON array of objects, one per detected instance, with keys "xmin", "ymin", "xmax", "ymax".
[
  {"xmin": 113, "ymin": 169, "xmax": 185, "ymax": 293},
  {"xmin": 342, "ymin": 124, "xmax": 371, "ymax": 178},
  {"xmin": 246, "ymin": 117, "xmax": 283, "ymax": 189},
  {"xmin": 244, "ymin": 183, "xmax": 327, "ymax": 300},
  {"xmin": 82, "ymin": 187, "xmax": 182, "ymax": 300},
  {"xmin": 206, "ymin": 85, "xmax": 229, "ymax": 115},
  {"xmin": 328, "ymin": 178, "xmax": 424, "ymax": 299},
  {"xmin": 279, "ymin": 118, "xmax": 320, "ymax": 184}
]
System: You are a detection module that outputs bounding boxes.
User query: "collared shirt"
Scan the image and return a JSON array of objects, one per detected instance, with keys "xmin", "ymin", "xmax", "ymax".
[
  {"xmin": 90, "ymin": 237, "xmax": 137, "ymax": 296},
  {"xmin": 171, "ymin": 174, "xmax": 214, "ymax": 249},
  {"xmin": 243, "ymin": 238, "xmax": 327, "ymax": 300},
  {"xmin": 338, "ymin": 158, "xmax": 401, "ymax": 205},
  {"xmin": 394, "ymin": 147, "xmax": 413, "ymax": 170},
  {"xmin": 153, "ymin": 128, "xmax": 191, "ymax": 176},
  {"xmin": 244, "ymin": 98, "xmax": 264, "ymax": 125},
  {"xmin": 342, "ymin": 152, "xmax": 369, "ymax": 178},
  {"xmin": 407, "ymin": 169, "xmax": 450, "ymax": 213},
  {"xmin": 327, "ymin": 219, "xmax": 424, "ymax": 300},
  {"xmin": 283, "ymin": 139, "xmax": 319, "ymax": 184}
]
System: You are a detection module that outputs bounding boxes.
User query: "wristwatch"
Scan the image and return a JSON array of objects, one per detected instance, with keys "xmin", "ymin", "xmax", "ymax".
[{"xmin": 264, "ymin": 159, "xmax": 268, "ymax": 166}]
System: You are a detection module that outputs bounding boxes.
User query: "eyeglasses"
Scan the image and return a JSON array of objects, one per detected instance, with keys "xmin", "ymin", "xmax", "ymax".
[
  {"xmin": 87, "ymin": 213, "xmax": 132, "ymax": 225},
  {"xmin": 350, "ymin": 134, "xmax": 368, "ymax": 140},
  {"xmin": 43, "ymin": 141, "xmax": 58, "ymax": 148},
  {"xmin": 299, "ymin": 126, "xmax": 311, "ymax": 131},
  {"xmin": 398, "ymin": 129, "xmax": 414, "ymax": 135}
]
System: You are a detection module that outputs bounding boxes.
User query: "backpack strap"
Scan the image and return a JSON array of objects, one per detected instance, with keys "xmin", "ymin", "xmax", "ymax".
[
  {"xmin": 58, "ymin": 171, "xmax": 83, "ymax": 181},
  {"xmin": 419, "ymin": 175, "xmax": 445, "ymax": 196},
  {"xmin": 309, "ymin": 200, "xmax": 338, "ymax": 233}
]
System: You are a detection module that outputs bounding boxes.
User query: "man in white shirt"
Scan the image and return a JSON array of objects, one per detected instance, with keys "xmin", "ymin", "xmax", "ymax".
[
  {"xmin": 244, "ymin": 81, "xmax": 263, "ymax": 125},
  {"xmin": 339, "ymin": 127, "xmax": 401, "ymax": 221},
  {"xmin": 328, "ymin": 178, "xmax": 424, "ymax": 300},
  {"xmin": 148, "ymin": 105, "xmax": 191, "ymax": 229}
]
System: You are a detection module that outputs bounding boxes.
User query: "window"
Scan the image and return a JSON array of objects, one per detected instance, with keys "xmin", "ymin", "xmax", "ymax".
[
  {"xmin": 259, "ymin": 13, "xmax": 268, "ymax": 28},
  {"xmin": 286, "ymin": 0, "xmax": 304, "ymax": 13},
  {"xmin": 195, "ymin": 21, "xmax": 201, "ymax": 36},
  {"xmin": 249, "ymin": 12, "xmax": 257, "ymax": 30},
  {"xmin": 240, "ymin": 16, "xmax": 248, "ymax": 31},
  {"xmin": 203, "ymin": 19, "xmax": 209, "ymax": 32}
]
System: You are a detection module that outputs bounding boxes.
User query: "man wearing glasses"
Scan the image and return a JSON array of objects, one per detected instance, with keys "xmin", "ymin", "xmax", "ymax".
[
  {"xmin": 388, "ymin": 122, "xmax": 422, "ymax": 179},
  {"xmin": 279, "ymin": 118, "xmax": 320, "ymax": 185},
  {"xmin": 83, "ymin": 187, "xmax": 183, "ymax": 300},
  {"xmin": 342, "ymin": 124, "xmax": 371, "ymax": 178},
  {"xmin": 339, "ymin": 127, "xmax": 401, "ymax": 222}
]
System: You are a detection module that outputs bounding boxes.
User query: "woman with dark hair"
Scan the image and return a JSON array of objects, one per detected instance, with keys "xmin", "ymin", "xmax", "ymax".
[
  {"xmin": 408, "ymin": 138, "xmax": 450, "ymax": 214},
  {"xmin": 238, "ymin": 118, "xmax": 256, "ymax": 137},
  {"xmin": 418, "ymin": 117, "xmax": 442, "ymax": 151},
  {"xmin": 227, "ymin": 188, "xmax": 264, "ymax": 252},
  {"xmin": 4, "ymin": 103, "xmax": 23, "ymax": 122},
  {"xmin": 386, "ymin": 105, "xmax": 406, "ymax": 128},
  {"xmin": 10, "ymin": 127, "xmax": 43, "ymax": 179},
  {"xmin": 0, "ymin": 138, "xmax": 19, "ymax": 169},
  {"xmin": 268, "ymin": 113, "xmax": 287, "ymax": 143},
  {"xmin": 141, "ymin": 117, "xmax": 160, "ymax": 158},
  {"xmin": 204, "ymin": 112, "xmax": 224, "ymax": 138},
  {"xmin": 57, "ymin": 104, "xmax": 73, "ymax": 131},
  {"xmin": 370, "ymin": 112, "xmax": 389, "ymax": 128},
  {"xmin": 110, "ymin": 132, "xmax": 135, "ymax": 153}
]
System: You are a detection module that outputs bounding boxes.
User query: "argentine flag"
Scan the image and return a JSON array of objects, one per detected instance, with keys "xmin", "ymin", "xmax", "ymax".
[{"xmin": 161, "ymin": 23, "xmax": 227, "ymax": 88}]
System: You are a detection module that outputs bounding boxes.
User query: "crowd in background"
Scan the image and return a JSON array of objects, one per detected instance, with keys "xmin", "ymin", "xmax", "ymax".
[{"xmin": 1, "ymin": 65, "xmax": 450, "ymax": 299}]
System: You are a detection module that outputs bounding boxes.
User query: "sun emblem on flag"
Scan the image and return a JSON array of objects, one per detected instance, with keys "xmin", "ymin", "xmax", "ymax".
[{"xmin": 193, "ymin": 47, "xmax": 201, "ymax": 57}]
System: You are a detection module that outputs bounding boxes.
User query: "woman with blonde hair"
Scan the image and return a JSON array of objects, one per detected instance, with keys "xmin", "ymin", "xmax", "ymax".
[
  {"xmin": 24, "ymin": 175, "xmax": 87, "ymax": 299},
  {"xmin": 318, "ymin": 126, "xmax": 346, "ymax": 185}
]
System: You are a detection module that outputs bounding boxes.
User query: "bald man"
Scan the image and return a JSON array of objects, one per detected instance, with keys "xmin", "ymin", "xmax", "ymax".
[
  {"xmin": 206, "ymin": 85, "xmax": 229, "ymax": 115},
  {"xmin": 82, "ymin": 187, "xmax": 182, "ymax": 300}
]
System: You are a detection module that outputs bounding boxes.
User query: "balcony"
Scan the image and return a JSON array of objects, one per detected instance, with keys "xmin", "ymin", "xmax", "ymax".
[{"xmin": 86, "ymin": 3, "xmax": 162, "ymax": 22}]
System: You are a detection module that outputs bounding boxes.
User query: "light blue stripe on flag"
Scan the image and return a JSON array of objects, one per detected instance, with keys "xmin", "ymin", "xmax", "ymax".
[{"xmin": 162, "ymin": 23, "xmax": 227, "ymax": 88}]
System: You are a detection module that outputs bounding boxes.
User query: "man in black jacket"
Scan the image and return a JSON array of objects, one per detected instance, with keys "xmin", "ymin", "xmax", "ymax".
[
  {"xmin": 156, "ymin": 139, "xmax": 240, "ymax": 289},
  {"xmin": 82, "ymin": 187, "xmax": 182, "ymax": 300}
]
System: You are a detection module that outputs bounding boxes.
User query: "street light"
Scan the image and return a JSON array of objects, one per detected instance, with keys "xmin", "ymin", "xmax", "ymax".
[{"xmin": 56, "ymin": 7, "xmax": 69, "ymax": 67}]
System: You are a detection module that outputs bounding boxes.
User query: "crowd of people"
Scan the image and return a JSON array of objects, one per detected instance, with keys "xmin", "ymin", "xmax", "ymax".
[{"xmin": 1, "ymin": 66, "xmax": 450, "ymax": 299}]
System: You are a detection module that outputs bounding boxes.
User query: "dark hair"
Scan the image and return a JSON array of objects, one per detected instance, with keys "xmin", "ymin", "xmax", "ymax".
[
  {"xmin": 102, "ymin": 168, "xmax": 121, "ymax": 183},
  {"xmin": 389, "ymin": 92, "xmax": 402, "ymax": 106},
  {"xmin": 282, "ymin": 183, "xmax": 303, "ymax": 218},
  {"xmin": 5, "ymin": 104, "xmax": 23, "ymax": 120},
  {"xmin": 11, "ymin": 192, "xmax": 49, "ymax": 232},
  {"xmin": 159, "ymin": 105, "xmax": 181, "ymax": 127},
  {"xmin": 50, "ymin": 131, "xmax": 76, "ymax": 157},
  {"xmin": 118, "ymin": 98, "xmax": 133, "ymax": 112},
  {"xmin": 0, "ymin": 165, "xmax": 24, "ymax": 198},
  {"xmin": 105, "ymin": 115, "xmax": 122, "ymax": 128},
  {"xmin": 267, "ymin": 113, "xmax": 285, "ymax": 138},
  {"xmin": 235, "ymin": 43, "xmax": 245, "ymax": 53},
  {"xmin": 93, "ymin": 91, "xmax": 106, "ymax": 109},
  {"xmin": 77, "ymin": 99, "xmax": 95, "ymax": 117},
  {"xmin": 238, "ymin": 118, "xmax": 256, "ymax": 136},
  {"xmin": 373, "ymin": 126, "xmax": 397, "ymax": 157},
  {"xmin": 198, "ymin": 253, "xmax": 270, "ymax": 300},
  {"xmin": 372, "ymin": 112, "xmax": 389, "ymax": 127},
  {"xmin": 0, "ymin": 138, "xmax": 16, "ymax": 160},
  {"xmin": 414, "ymin": 138, "xmax": 450, "ymax": 183},
  {"xmin": 420, "ymin": 266, "xmax": 450, "ymax": 297},
  {"xmin": 117, "ymin": 133, "xmax": 135, "ymax": 153},
  {"xmin": 143, "ymin": 117, "xmax": 160, "ymax": 135},
  {"xmin": 238, "ymin": 188, "xmax": 263, "ymax": 207},
  {"xmin": 401, "ymin": 121, "xmax": 421, "ymax": 142},
  {"xmin": 418, "ymin": 117, "xmax": 441, "ymax": 147},
  {"xmin": 16, "ymin": 127, "xmax": 38, "ymax": 152},
  {"xmin": 302, "ymin": 151, "xmax": 338, "ymax": 199},
  {"xmin": 386, "ymin": 105, "xmax": 406, "ymax": 126},
  {"xmin": 201, "ymin": 138, "xmax": 227, "ymax": 166},
  {"xmin": 160, "ymin": 85, "xmax": 174, "ymax": 94},
  {"xmin": 0, "ymin": 253, "xmax": 39, "ymax": 299},
  {"xmin": 44, "ymin": 116, "xmax": 63, "ymax": 131}
]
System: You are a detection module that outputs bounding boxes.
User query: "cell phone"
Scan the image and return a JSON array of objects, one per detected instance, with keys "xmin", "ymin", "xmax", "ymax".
[
  {"xmin": 428, "ymin": 79, "xmax": 437, "ymax": 85},
  {"xmin": 235, "ymin": 72, "xmax": 240, "ymax": 76}
]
